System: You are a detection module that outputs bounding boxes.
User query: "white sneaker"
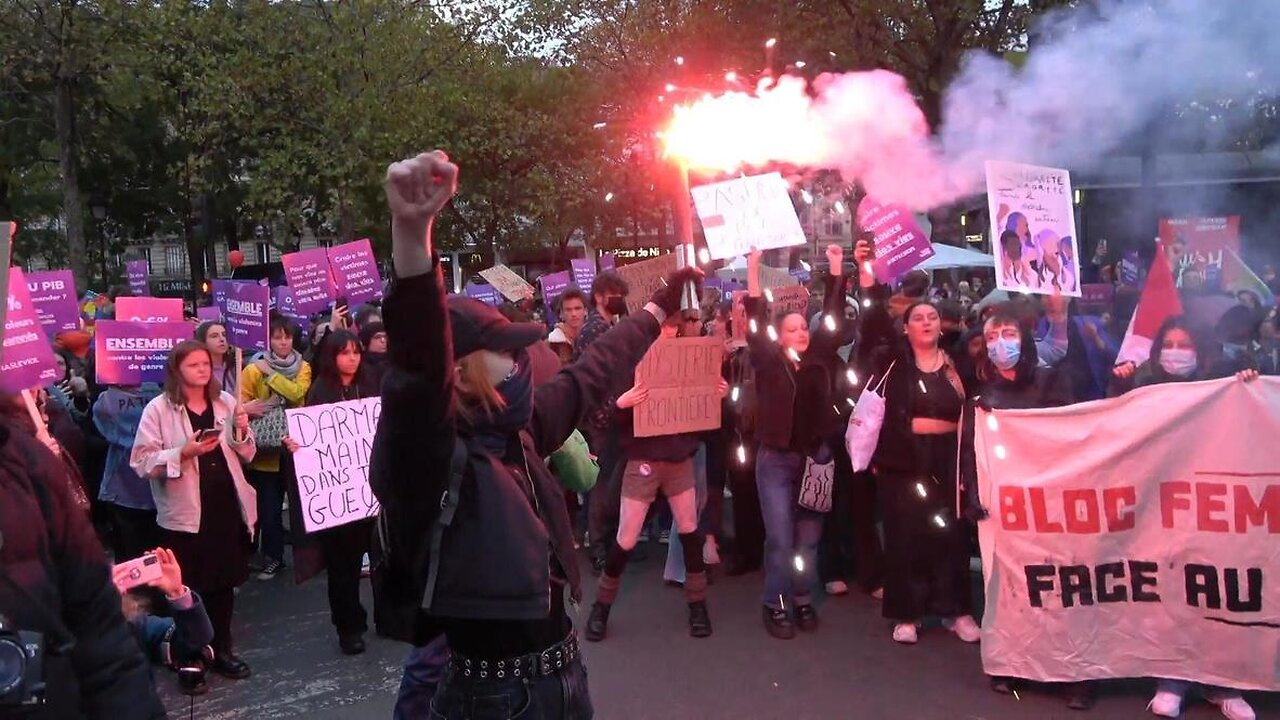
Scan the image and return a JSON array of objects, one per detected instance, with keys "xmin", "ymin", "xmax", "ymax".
[
  {"xmin": 892, "ymin": 623, "xmax": 918, "ymax": 644},
  {"xmin": 949, "ymin": 615, "xmax": 981, "ymax": 643},
  {"xmin": 702, "ymin": 536, "xmax": 721, "ymax": 565},
  {"xmin": 1211, "ymin": 697, "xmax": 1256, "ymax": 720},
  {"xmin": 1147, "ymin": 690, "xmax": 1183, "ymax": 718},
  {"xmin": 824, "ymin": 580, "xmax": 849, "ymax": 596}
]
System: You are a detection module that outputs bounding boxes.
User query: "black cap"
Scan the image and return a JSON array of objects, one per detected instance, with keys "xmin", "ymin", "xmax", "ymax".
[{"xmin": 447, "ymin": 296, "xmax": 544, "ymax": 358}]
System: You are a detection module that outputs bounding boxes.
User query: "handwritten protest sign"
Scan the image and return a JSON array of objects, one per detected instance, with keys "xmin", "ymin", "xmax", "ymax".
[
  {"xmin": 769, "ymin": 286, "xmax": 811, "ymax": 316},
  {"xmin": 115, "ymin": 296, "xmax": 183, "ymax": 323},
  {"xmin": 126, "ymin": 260, "xmax": 150, "ymax": 296},
  {"xmin": 286, "ymin": 397, "xmax": 382, "ymax": 532},
  {"xmin": 94, "ymin": 321, "xmax": 192, "ymax": 384},
  {"xmin": 759, "ymin": 265, "xmax": 800, "ymax": 289},
  {"xmin": 219, "ymin": 281, "xmax": 270, "ymax": 352},
  {"xmin": 328, "ymin": 238, "xmax": 383, "ymax": 305},
  {"xmin": 282, "ymin": 247, "xmax": 336, "ymax": 314},
  {"xmin": 690, "ymin": 172, "xmax": 807, "ymax": 260},
  {"xmin": 986, "ymin": 161, "xmax": 1081, "ymax": 297},
  {"xmin": 615, "ymin": 252, "xmax": 677, "ymax": 314},
  {"xmin": 856, "ymin": 197, "xmax": 935, "ymax": 283},
  {"xmin": 633, "ymin": 337, "xmax": 723, "ymax": 437},
  {"xmin": 1, "ymin": 267, "xmax": 61, "ymax": 393},
  {"xmin": 571, "ymin": 258, "xmax": 596, "ymax": 292},
  {"xmin": 25, "ymin": 270, "xmax": 80, "ymax": 336},
  {"xmin": 479, "ymin": 264, "xmax": 536, "ymax": 302},
  {"xmin": 464, "ymin": 282, "xmax": 501, "ymax": 307}
]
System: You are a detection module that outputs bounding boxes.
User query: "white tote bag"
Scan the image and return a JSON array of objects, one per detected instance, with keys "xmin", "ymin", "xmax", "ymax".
[{"xmin": 844, "ymin": 361, "xmax": 895, "ymax": 472}]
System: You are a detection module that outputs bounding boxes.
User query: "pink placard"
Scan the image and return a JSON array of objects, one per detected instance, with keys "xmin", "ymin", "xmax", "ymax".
[{"xmin": 115, "ymin": 296, "xmax": 183, "ymax": 323}]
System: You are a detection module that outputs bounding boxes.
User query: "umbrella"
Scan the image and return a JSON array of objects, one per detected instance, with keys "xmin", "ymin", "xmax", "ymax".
[{"xmin": 917, "ymin": 243, "xmax": 995, "ymax": 271}]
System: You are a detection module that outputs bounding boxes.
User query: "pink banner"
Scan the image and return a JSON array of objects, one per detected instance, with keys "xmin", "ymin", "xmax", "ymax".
[
  {"xmin": 282, "ymin": 247, "xmax": 336, "ymax": 314},
  {"xmin": 25, "ymin": 269, "xmax": 81, "ymax": 336},
  {"xmin": 856, "ymin": 196, "xmax": 935, "ymax": 283},
  {"xmin": 115, "ymin": 296, "xmax": 183, "ymax": 323},
  {"xmin": 0, "ymin": 267, "xmax": 61, "ymax": 392},
  {"xmin": 328, "ymin": 238, "xmax": 383, "ymax": 306}
]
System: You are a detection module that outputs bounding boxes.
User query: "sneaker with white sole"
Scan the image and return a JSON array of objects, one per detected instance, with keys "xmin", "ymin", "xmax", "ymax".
[
  {"xmin": 257, "ymin": 558, "xmax": 284, "ymax": 580},
  {"xmin": 892, "ymin": 623, "xmax": 918, "ymax": 644},
  {"xmin": 1210, "ymin": 696, "xmax": 1255, "ymax": 720},
  {"xmin": 824, "ymin": 580, "xmax": 849, "ymax": 596},
  {"xmin": 1147, "ymin": 690, "xmax": 1183, "ymax": 718},
  {"xmin": 949, "ymin": 615, "xmax": 981, "ymax": 643}
]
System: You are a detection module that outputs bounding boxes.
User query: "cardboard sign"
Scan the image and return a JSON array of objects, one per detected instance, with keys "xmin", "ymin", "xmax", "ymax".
[
  {"xmin": 571, "ymin": 257, "xmax": 596, "ymax": 293},
  {"xmin": 463, "ymin": 282, "xmax": 501, "ymax": 307},
  {"xmin": 690, "ymin": 172, "xmax": 807, "ymax": 260},
  {"xmin": 1080, "ymin": 283, "xmax": 1115, "ymax": 305},
  {"xmin": 328, "ymin": 238, "xmax": 383, "ymax": 306},
  {"xmin": 769, "ymin": 286, "xmax": 811, "ymax": 316},
  {"xmin": 286, "ymin": 397, "xmax": 383, "ymax": 532},
  {"xmin": 615, "ymin": 252, "xmax": 677, "ymax": 314},
  {"xmin": 856, "ymin": 197, "xmax": 936, "ymax": 283},
  {"xmin": 986, "ymin": 161, "xmax": 1082, "ymax": 297},
  {"xmin": 282, "ymin": 247, "xmax": 337, "ymax": 314},
  {"xmin": 115, "ymin": 296, "xmax": 183, "ymax": 323},
  {"xmin": 759, "ymin": 265, "xmax": 800, "ymax": 289},
  {"xmin": 125, "ymin": 260, "xmax": 150, "ymax": 296},
  {"xmin": 25, "ymin": 270, "xmax": 80, "ymax": 336},
  {"xmin": 94, "ymin": 320, "xmax": 193, "ymax": 385},
  {"xmin": 632, "ymin": 337, "xmax": 724, "ymax": 437},
  {"xmin": 0, "ymin": 267, "xmax": 61, "ymax": 393},
  {"xmin": 219, "ymin": 281, "xmax": 271, "ymax": 352},
  {"xmin": 539, "ymin": 270, "xmax": 572, "ymax": 326},
  {"xmin": 479, "ymin": 264, "xmax": 535, "ymax": 302}
]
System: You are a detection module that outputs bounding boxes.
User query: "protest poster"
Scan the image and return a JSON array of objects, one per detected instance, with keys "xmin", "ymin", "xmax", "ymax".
[
  {"xmin": 196, "ymin": 306, "xmax": 221, "ymax": 322},
  {"xmin": 615, "ymin": 252, "xmax": 677, "ymax": 314},
  {"xmin": 985, "ymin": 161, "xmax": 1081, "ymax": 297},
  {"xmin": 115, "ymin": 296, "xmax": 183, "ymax": 323},
  {"xmin": 282, "ymin": 247, "xmax": 336, "ymax": 314},
  {"xmin": 690, "ymin": 172, "xmax": 807, "ymax": 260},
  {"xmin": 478, "ymin": 264, "xmax": 536, "ymax": 302},
  {"xmin": 93, "ymin": 320, "xmax": 192, "ymax": 384},
  {"xmin": 328, "ymin": 238, "xmax": 383, "ymax": 306},
  {"xmin": 286, "ymin": 397, "xmax": 382, "ymax": 532},
  {"xmin": 1158, "ymin": 216, "xmax": 1241, "ymax": 289},
  {"xmin": 219, "ymin": 281, "xmax": 270, "ymax": 352},
  {"xmin": 571, "ymin": 257, "xmax": 596, "ymax": 292},
  {"xmin": 769, "ymin": 286, "xmax": 811, "ymax": 316},
  {"xmin": 599, "ymin": 253, "xmax": 617, "ymax": 272},
  {"xmin": 463, "ymin": 282, "xmax": 501, "ymax": 307},
  {"xmin": 273, "ymin": 285, "xmax": 311, "ymax": 334},
  {"xmin": 1080, "ymin": 283, "xmax": 1114, "ymax": 305},
  {"xmin": 1120, "ymin": 250, "xmax": 1141, "ymax": 287},
  {"xmin": 25, "ymin": 270, "xmax": 80, "ymax": 336},
  {"xmin": 759, "ymin": 264, "xmax": 800, "ymax": 290},
  {"xmin": 789, "ymin": 267, "xmax": 812, "ymax": 283},
  {"xmin": 126, "ymin": 259, "xmax": 150, "ymax": 296},
  {"xmin": 632, "ymin": 337, "xmax": 724, "ymax": 437},
  {"xmin": 974, "ymin": 377, "xmax": 1280, "ymax": 690},
  {"xmin": 0, "ymin": 267, "xmax": 61, "ymax": 393},
  {"xmin": 539, "ymin": 270, "xmax": 572, "ymax": 326},
  {"xmin": 856, "ymin": 196, "xmax": 936, "ymax": 283}
]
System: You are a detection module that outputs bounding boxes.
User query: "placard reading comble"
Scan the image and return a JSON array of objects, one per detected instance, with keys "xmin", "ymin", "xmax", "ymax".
[
  {"xmin": 691, "ymin": 172, "xmax": 807, "ymax": 260},
  {"xmin": 633, "ymin": 337, "xmax": 724, "ymax": 438},
  {"xmin": 286, "ymin": 397, "xmax": 382, "ymax": 532}
]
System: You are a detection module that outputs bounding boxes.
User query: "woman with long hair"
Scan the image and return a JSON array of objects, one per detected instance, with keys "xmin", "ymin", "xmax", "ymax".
[
  {"xmin": 131, "ymin": 340, "xmax": 256, "ymax": 680},
  {"xmin": 283, "ymin": 329, "xmax": 379, "ymax": 654},
  {"xmin": 195, "ymin": 321, "xmax": 239, "ymax": 398}
]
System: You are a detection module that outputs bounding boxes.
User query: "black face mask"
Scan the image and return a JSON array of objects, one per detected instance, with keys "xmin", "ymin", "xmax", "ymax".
[{"xmin": 605, "ymin": 296, "xmax": 628, "ymax": 317}]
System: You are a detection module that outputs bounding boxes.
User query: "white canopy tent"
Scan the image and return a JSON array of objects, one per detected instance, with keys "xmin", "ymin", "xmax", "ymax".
[{"xmin": 917, "ymin": 243, "xmax": 995, "ymax": 271}]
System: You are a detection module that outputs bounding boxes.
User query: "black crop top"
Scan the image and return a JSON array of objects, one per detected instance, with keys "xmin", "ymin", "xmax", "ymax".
[{"xmin": 911, "ymin": 369, "xmax": 962, "ymax": 422}]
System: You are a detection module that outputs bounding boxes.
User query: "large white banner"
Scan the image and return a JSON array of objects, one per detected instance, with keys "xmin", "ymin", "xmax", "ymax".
[
  {"xmin": 975, "ymin": 377, "xmax": 1280, "ymax": 690},
  {"xmin": 286, "ymin": 397, "xmax": 382, "ymax": 533}
]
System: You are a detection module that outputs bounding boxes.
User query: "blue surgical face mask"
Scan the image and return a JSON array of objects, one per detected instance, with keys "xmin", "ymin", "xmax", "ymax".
[
  {"xmin": 1159, "ymin": 348, "xmax": 1198, "ymax": 377},
  {"xmin": 986, "ymin": 338, "xmax": 1021, "ymax": 371},
  {"xmin": 1221, "ymin": 342, "xmax": 1247, "ymax": 360}
]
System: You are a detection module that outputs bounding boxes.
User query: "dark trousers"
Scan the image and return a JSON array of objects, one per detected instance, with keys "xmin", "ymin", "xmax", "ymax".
[
  {"xmin": 318, "ymin": 519, "xmax": 372, "ymax": 636},
  {"xmin": 394, "ymin": 636, "xmax": 451, "ymax": 720},
  {"xmin": 109, "ymin": 504, "xmax": 158, "ymax": 562},
  {"xmin": 248, "ymin": 467, "xmax": 286, "ymax": 561},
  {"xmin": 203, "ymin": 587, "xmax": 236, "ymax": 654},
  {"xmin": 429, "ymin": 656, "xmax": 593, "ymax": 720},
  {"xmin": 725, "ymin": 440, "xmax": 764, "ymax": 572},
  {"xmin": 818, "ymin": 441, "xmax": 885, "ymax": 592},
  {"xmin": 587, "ymin": 431, "xmax": 625, "ymax": 561},
  {"xmin": 701, "ymin": 433, "xmax": 727, "ymax": 538}
]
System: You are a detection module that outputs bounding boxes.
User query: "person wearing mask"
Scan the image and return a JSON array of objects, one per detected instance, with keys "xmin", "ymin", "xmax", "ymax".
[
  {"xmin": 370, "ymin": 150, "xmax": 700, "ymax": 717},
  {"xmin": 240, "ymin": 316, "xmax": 312, "ymax": 579},
  {"xmin": 854, "ymin": 238, "xmax": 978, "ymax": 647},
  {"xmin": 93, "ymin": 382, "xmax": 164, "ymax": 561},
  {"xmin": 195, "ymin": 320, "xmax": 239, "ymax": 398},
  {"xmin": 131, "ymin": 340, "xmax": 257, "ymax": 680},
  {"xmin": 549, "ymin": 288, "xmax": 589, "ymax": 365},
  {"xmin": 359, "ymin": 320, "xmax": 389, "ymax": 384},
  {"xmin": 745, "ymin": 243, "xmax": 846, "ymax": 639},
  {"xmin": 572, "ymin": 272, "xmax": 630, "ymax": 362}
]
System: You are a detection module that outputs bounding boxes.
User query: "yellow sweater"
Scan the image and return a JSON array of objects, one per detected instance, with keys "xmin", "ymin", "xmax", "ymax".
[{"xmin": 239, "ymin": 360, "xmax": 312, "ymax": 472}]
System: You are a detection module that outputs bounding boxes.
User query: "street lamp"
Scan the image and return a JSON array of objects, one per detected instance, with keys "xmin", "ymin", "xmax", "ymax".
[{"xmin": 89, "ymin": 194, "xmax": 108, "ymax": 287}]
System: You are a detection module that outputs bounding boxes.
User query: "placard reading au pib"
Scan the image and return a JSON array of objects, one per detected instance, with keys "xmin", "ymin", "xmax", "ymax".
[
  {"xmin": 286, "ymin": 397, "xmax": 382, "ymax": 532},
  {"xmin": 633, "ymin": 337, "xmax": 724, "ymax": 438}
]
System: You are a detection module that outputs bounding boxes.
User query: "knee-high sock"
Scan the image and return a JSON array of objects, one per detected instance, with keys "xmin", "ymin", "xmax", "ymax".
[
  {"xmin": 596, "ymin": 544, "xmax": 631, "ymax": 605},
  {"xmin": 679, "ymin": 532, "xmax": 708, "ymax": 603}
]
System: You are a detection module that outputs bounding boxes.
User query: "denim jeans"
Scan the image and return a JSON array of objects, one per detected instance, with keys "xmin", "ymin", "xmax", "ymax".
[
  {"xmin": 248, "ymin": 467, "xmax": 286, "ymax": 562},
  {"xmin": 756, "ymin": 445, "xmax": 824, "ymax": 610},
  {"xmin": 395, "ymin": 636, "xmax": 451, "ymax": 720},
  {"xmin": 427, "ymin": 656, "xmax": 593, "ymax": 720},
  {"xmin": 664, "ymin": 444, "xmax": 708, "ymax": 583}
]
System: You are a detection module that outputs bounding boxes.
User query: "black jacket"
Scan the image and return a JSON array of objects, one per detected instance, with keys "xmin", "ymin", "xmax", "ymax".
[
  {"xmin": 745, "ymin": 273, "xmax": 848, "ymax": 453},
  {"xmin": 369, "ymin": 262, "xmax": 660, "ymax": 643},
  {"xmin": 0, "ymin": 421, "xmax": 165, "ymax": 720}
]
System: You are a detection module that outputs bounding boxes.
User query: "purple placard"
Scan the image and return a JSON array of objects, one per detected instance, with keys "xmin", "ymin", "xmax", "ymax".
[
  {"xmin": 789, "ymin": 267, "xmax": 812, "ymax": 283},
  {"xmin": 464, "ymin": 282, "xmax": 501, "ymax": 307},
  {"xmin": 1, "ymin": 267, "xmax": 61, "ymax": 393},
  {"xmin": 282, "ymin": 247, "xmax": 336, "ymax": 314},
  {"xmin": 25, "ymin": 270, "xmax": 80, "ymax": 337},
  {"xmin": 126, "ymin": 260, "xmax": 150, "ymax": 296},
  {"xmin": 115, "ymin": 296, "xmax": 183, "ymax": 322},
  {"xmin": 219, "ymin": 280, "xmax": 271, "ymax": 352},
  {"xmin": 571, "ymin": 258, "xmax": 596, "ymax": 292},
  {"xmin": 704, "ymin": 277, "xmax": 724, "ymax": 293},
  {"xmin": 856, "ymin": 197, "xmax": 935, "ymax": 283},
  {"xmin": 327, "ymin": 239, "xmax": 383, "ymax": 306},
  {"xmin": 211, "ymin": 279, "xmax": 232, "ymax": 309},
  {"xmin": 274, "ymin": 285, "xmax": 311, "ymax": 335},
  {"xmin": 196, "ymin": 306, "xmax": 221, "ymax": 322},
  {"xmin": 94, "ymin": 320, "xmax": 193, "ymax": 385},
  {"xmin": 1080, "ymin": 283, "xmax": 1115, "ymax": 305},
  {"xmin": 1121, "ymin": 250, "xmax": 1140, "ymax": 287},
  {"xmin": 599, "ymin": 253, "xmax": 616, "ymax": 272},
  {"xmin": 539, "ymin": 271, "xmax": 572, "ymax": 327}
]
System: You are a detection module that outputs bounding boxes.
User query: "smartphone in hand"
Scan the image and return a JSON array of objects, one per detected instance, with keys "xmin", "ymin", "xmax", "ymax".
[{"xmin": 115, "ymin": 552, "xmax": 163, "ymax": 591}]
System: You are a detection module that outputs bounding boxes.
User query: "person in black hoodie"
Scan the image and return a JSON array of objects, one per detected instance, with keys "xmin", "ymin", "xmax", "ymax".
[
  {"xmin": 369, "ymin": 150, "xmax": 700, "ymax": 719},
  {"xmin": 358, "ymin": 321, "xmax": 389, "ymax": 386}
]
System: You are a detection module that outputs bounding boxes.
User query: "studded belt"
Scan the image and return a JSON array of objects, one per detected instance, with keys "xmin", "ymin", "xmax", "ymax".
[{"xmin": 448, "ymin": 631, "xmax": 580, "ymax": 681}]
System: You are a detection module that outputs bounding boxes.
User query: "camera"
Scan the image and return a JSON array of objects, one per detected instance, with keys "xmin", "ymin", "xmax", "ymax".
[{"xmin": 0, "ymin": 615, "xmax": 45, "ymax": 708}]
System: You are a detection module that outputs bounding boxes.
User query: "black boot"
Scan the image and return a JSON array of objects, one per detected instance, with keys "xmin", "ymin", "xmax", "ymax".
[
  {"xmin": 338, "ymin": 632, "xmax": 366, "ymax": 655},
  {"xmin": 585, "ymin": 602, "xmax": 611, "ymax": 642},
  {"xmin": 795, "ymin": 604, "xmax": 819, "ymax": 632},
  {"xmin": 688, "ymin": 601, "xmax": 712, "ymax": 638},
  {"xmin": 762, "ymin": 606, "xmax": 795, "ymax": 640}
]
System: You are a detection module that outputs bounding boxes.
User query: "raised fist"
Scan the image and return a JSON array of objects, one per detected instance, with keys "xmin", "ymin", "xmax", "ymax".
[{"xmin": 385, "ymin": 151, "xmax": 459, "ymax": 223}]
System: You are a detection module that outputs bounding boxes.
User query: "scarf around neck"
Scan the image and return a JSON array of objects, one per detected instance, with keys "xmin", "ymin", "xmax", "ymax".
[
  {"xmin": 463, "ymin": 350, "xmax": 534, "ymax": 457},
  {"xmin": 258, "ymin": 350, "xmax": 304, "ymax": 379}
]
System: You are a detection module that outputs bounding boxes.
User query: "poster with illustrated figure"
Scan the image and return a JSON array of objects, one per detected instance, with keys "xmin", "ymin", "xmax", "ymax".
[{"xmin": 985, "ymin": 161, "xmax": 1081, "ymax": 298}]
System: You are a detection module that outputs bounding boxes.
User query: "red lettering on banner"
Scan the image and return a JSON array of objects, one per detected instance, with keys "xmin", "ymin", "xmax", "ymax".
[
  {"xmin": 999, "ymin": 486, "xmax": 1138, "ymax": 534},
  {"xmin": 1030, "ymin": 488, "xmax": 1065, "ymax": 533},
  {"xmin": 1103, "ymin": 486, "xmax": 1137, "ymax": 531},
  {"xmin": 1160, "ymin": 481, "xmax": 1280, "ymax": 534},
  {"xmin": 1195, "ymin": 482, "xmax": 1230, "ymax": 532},
  {"xmin": 1063, "ymin": 489, "xmax": 1101, "ymax": 534},
  {"xmin": 1234, "ymin": 485, "xmax": 1280, "ymax": 533},
  {"xmin": 1161, "ymin": 481, "xmax": 1192, "ymax": 529},
  {"xmin": 1000, "ymin": 486, "xmax": 1028, "ymax": 531}
]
